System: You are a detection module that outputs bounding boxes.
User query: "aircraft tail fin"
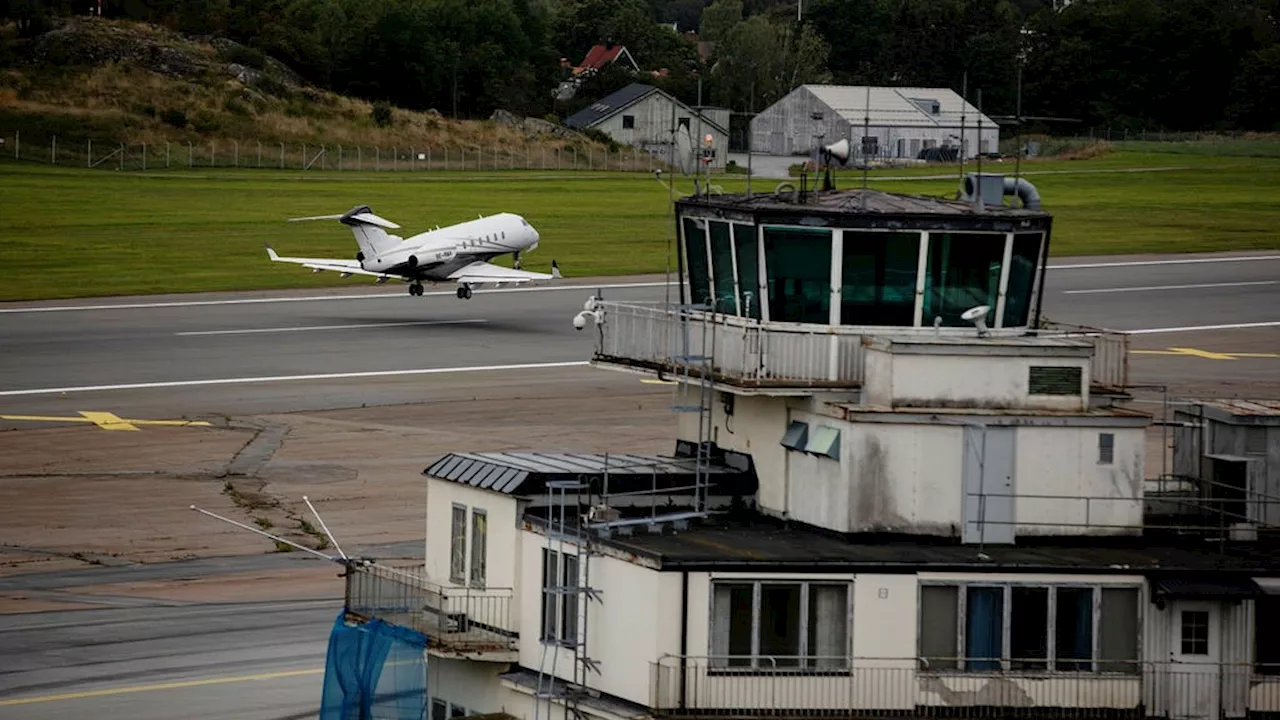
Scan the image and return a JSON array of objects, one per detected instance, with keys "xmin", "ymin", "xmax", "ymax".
[{"xmin": 286, "ymin": 205, "xmax": 403, "ymax": 259}]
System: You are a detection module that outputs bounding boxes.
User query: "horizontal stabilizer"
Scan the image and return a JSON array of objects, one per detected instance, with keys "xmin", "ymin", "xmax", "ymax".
[{"xmin": 285, "ymin": 206, "xmax": 402, "ymax": 230}]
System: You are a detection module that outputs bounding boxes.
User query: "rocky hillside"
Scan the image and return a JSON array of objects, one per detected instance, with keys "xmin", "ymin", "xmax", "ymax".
[{"xmin": 0, "ymin": 16, "xmax": 597, "ymax": 155}]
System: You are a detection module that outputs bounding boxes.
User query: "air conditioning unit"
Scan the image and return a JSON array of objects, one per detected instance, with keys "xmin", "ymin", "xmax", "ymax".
[
  {"xmin": 961, "ymin": 172, "xmax": 1005, "ymax": 208},
  {"xmin": 589, "ymin": 504, "xmax": 620, "ymax": 523}
]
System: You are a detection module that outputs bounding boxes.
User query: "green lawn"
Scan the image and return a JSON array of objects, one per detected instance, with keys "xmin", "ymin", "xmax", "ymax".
[{"xmin": 2, "ymin": 148, "xmax": 1278, "ymax": 301}]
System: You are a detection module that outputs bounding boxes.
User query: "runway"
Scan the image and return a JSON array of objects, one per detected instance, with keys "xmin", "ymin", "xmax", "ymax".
[
  {"xmin": 0, "ymin": 251, "xmax": 1276, "ymax": 420},
  {"xmin": 0, "ymin": 251, "xmax": 1277, "ymax": 719}
]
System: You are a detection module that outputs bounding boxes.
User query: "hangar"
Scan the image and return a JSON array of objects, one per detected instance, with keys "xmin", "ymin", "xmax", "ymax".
[{"xmin": 750, "ymin": 83, "xmax": 1000, "ymax": 161}]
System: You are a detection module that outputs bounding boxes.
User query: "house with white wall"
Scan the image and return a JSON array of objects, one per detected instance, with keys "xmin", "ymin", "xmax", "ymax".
[
  {"xmin": 564, "ymin": 83, "xmax": 730, "ymax": 171},
  {"xmin": 345, "ymin": 174, "xmax": 1280, "ymax": 720}
]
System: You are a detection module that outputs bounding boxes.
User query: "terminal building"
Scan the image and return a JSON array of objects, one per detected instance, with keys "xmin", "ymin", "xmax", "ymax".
[{"xmin": 339, "ymin": 172, "xmax": 1280, "ymax": 720}]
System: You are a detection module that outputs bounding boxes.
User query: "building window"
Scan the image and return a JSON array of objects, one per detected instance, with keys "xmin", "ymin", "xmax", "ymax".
[
  {"xmin": 708, "ymin": 220, "xmax": 736, "ymax": 313},
  {"xmin": 541, "ymin": 548, "xmax": 579, "ymax": 646},
  {"xmin": 469, "ymin": 509, "xmax": 487, "ymax": 588},
  {"xmin": 1001, "ymin": 233, "xmax": 1043, "ymax": 328},
  {"xmin": 710, "ymin": 581, "xmax": 850, "ymax": 671},
  {"xmin": 678, "ymin": 117, "xmax": 690, "ymax": 130},
  {"xmin": 921, "ymin": 232, "xmax": 1006, "ymax": 327},
  {"xmin": 431, "ymin": 698, "xmax": 448, "ymax": 720},
  {"xmin": 449, "ymin": 504, "xmax": 467, "ymax": 584},
  {"xmin": 1180, "ymin": 610, "xmax": 1209, "ymax": 655},
  {"xmin": 840, "ymin": 231, "xmax": 920, "ymax": 327},
  {"xmin": 1256, "ymin": 596, "xmax": 1280, "ymax": 674},
  {"xmin": 732, "ymin": 224, "xmax": 762, "ymax": 319},
  {"xmin": 920, "ymin": 583, "xmax": 1140, "ymax": 674},
  {"xmin": 763, "ymin": 226, "xmax": 832, "ymax": 324},
  {"xmin": 622, "ymin": 114, "xmax": 635, "ymax": 129},
  {"xmin": 1098, "ymin": 433, "xmax": 1115, "ymax": 465},
  {"xmin": 682, "ymin": 218, "xmax": 712, "ymax": 306}
]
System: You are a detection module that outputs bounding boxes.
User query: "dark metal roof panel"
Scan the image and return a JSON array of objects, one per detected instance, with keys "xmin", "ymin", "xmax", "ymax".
[
  {"xmin": 564, "ymin": 83, "xmax": 655, "ymax": 129},
  {"xmin": 1152, "ymin": 576, "xmax": 1264, "ymax": 599}
]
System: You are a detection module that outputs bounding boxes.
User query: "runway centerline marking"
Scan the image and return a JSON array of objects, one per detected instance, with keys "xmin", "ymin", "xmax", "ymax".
[
  {"xmin": 0, "ymin": 667, "xmax": 324, "ymax": 706},
  {"xmin": 0, "ymin": 361, "xmax": 592, "ymax": 397},
  {"xmin": 176, "ymin": 319, "xmax": 487, "ymax": 336},
  {"xmin": 1049, "ymin": 255, "xmax": 1280, "ymax": 270},
  {"xmin": 0, "ymin": 281, "xmax": 672, "ymax": 314},
  {"xmin": 1123, "ymin": 321, "xmax": 1280, "ymax": 335},
  {"xmin": 0, "ymin": 411, "xmax": 213, "ymax": 430},
  {"xmin": 1131, "ymin": 347, "xmax": 1280, "ymax": 361},
  {"xmin": 1063, "ymin": 280, "xmax": 1279, "ymax": 295}
]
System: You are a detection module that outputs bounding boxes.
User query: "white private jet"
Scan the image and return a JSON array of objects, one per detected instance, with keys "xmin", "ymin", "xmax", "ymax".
[{"xmin": 265, "ymin": 205, "xmax": 561, "ymax": 298}]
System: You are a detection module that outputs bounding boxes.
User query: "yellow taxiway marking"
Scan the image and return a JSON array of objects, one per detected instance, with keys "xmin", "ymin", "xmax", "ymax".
[
  {"xmin": 0, "ymin": 668, "xmax": 324, "ymax": 707},
  {"xmin": 640, "ymin": 379, "xmax": 677, "ymax": 385},
  {"xmin": 1131, "ymin": 347, "xmax": 1280, "ymax": 361},
  {"xmin": 0, "ymin": 411, "xmax": 212, "ymax": 431}
]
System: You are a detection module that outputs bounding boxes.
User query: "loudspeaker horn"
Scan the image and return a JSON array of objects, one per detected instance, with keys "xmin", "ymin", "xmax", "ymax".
[{"xmin": 824, "ymin": 138, "xmax": 851, "ymax": 164}]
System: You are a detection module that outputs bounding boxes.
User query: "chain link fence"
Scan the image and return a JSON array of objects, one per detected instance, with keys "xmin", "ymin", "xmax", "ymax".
[{"xmin": 0, "ymin": 130, "xmax": 675, "ymax": 173}]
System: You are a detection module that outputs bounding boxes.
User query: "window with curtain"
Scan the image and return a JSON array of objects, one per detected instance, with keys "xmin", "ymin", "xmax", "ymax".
[
  {"xmin": 449, "ymin": 504, "xmax": 467, "ymax": 584},
  {"xmin": 709, "ymin": 580, "xmax": 850, "ymax": 671},
  {"xmin": 920, "ymin": 583, "xmax": 1140, "ymax": 674},
  {"xmin": 733, "ymin": 223, "xmax": 762, "ymax": 319},
  {"xmin": 921, "ymin": 232, "xmax": 1007, "ymax": 327},
  {"xmin": 763, "ymin": 226, "xmax": 833, "ymax": 324},
  {"xmin": 1001, "ymin": 233, "xmax": 1043, "ymax": 328},
  {"xmin": 468, "ymin": 508, "xmax": 486, "ymax": 589},
  {"xmin": 708, "ymin": 220, "xmax": 737, "ymax": 314},
  {"xmin": 540, "ymin": 549, "xmax": 579, "ymax": 646},
  {"xmin": 682, "ymin": 217, "xmax": 712, "ymax": 306},
  {"xmin": 840, "ymin": 231, "xmax": 920, "ymax": 326}
]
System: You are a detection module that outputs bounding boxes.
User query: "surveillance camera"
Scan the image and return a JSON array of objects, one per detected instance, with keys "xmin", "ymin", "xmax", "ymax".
[{"xmin": 573, "ymin": 313, "xmax": 587, "ymax": 331}]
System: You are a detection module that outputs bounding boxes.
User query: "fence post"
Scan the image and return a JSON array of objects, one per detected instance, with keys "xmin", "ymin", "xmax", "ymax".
[
  {"xmin": 166, "ymin": 142, "xmax": 170, "ymax": 168},
  {"xmin": 142, "ymin": 142, "xmax": 146, "ymax": 171},
  {"xmin": 51, "ymin": 135, "xmax": 56, "ymax": 165},
  {"xmin": 118, "ymin": 142, "xmax": 124, "ymax": 171},
  {"xmin": 233, "ymin": 140, "xmax": 239, "ymax": 168},
  {"xmin": 357, "ymin": 145, "xmax": 361, "ymax": 171},
  {"xmin": 338, "ymin": 145, "xmax": 342, "ymax": 171},
  {"xmin": 88, "ymin": 138, "xmax": 92, "ymax": 167},
  {"xmin": 257, "ymin": 141, "xmax": 262, "ymax": 168},
  {"xmin": 188, "ymin": 141, "xmax": 193, "ymax": 168},
  {"xmin": 302, "ymin": 144, "xmax": 306, "ymax": 169},
  {"xmin": 13, "ymin": 129, "xmax": 17, "ymax": 159},
  {"xmin": 210, "ymin": 141, "xmax": 215, "ymax": 167}
]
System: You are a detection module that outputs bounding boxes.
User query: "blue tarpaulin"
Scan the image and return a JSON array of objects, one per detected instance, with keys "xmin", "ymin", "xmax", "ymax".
[{"xmin": 319, "ymin": 610, "xmax": 429, "ymax": 720}]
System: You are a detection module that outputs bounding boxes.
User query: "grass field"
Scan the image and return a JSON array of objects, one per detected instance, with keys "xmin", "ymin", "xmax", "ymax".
[{"xmin": 2, "ymin": 147, "xmax": 1279, "ymax": 301}]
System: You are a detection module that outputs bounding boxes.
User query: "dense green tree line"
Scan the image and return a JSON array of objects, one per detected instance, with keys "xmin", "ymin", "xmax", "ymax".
[{"xmin": 3, "ymin": 0, "xmax": 1278, "ymax": 131}]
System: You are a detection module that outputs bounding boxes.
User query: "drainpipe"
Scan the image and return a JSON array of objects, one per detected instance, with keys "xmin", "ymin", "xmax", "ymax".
[{"xmin": 679, "ymin": 570, "xmax": 689, "ymax": 710}]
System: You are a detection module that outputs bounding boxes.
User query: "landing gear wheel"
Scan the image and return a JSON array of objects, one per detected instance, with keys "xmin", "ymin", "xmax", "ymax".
[
  {"xmin": 456, "ymin": 285, "xmax": 473, "ymax": 300},
  {"xmin": 409, "ymin": 283, "xmax": 424, "ymax": 296}
]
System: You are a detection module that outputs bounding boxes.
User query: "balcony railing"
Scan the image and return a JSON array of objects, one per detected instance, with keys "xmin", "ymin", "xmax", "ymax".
[
  {"xmin": 344, "ymin": 562, "xmax": 516, "ymax": 654},
  {"xmin": 651, "ymin": 656, "xmax": 1280, "ymax": 718},
  {"xmin": 592, "ymin": 302, "xmax": 1130, "ymax": 391}
]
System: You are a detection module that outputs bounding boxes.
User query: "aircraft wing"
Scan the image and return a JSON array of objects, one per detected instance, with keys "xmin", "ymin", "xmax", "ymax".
[
  {"xmin": 447, "ymin": 260, "xmax": 561, "ymax": 286},
  {"xmin": 265, "ymin": 246, "xmax": 394, "ymax": 280}
]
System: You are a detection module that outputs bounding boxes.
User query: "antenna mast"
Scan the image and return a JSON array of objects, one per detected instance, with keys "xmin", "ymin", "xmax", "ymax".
[{"xmin": 956, "ymin": 71, "xmax": 967, "ymax": 197}]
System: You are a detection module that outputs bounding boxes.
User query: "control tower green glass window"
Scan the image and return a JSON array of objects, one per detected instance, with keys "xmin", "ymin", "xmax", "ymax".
[
  {"xmin": 841, "ymin": 231, "xmax": 920, "ymax": 326},
  {"xmin": 682, "ymin": 217, "xmax": 712, "ymax": 306},
  {"xmin": 763, "ymin": 226, "xmax": 832, "ymax": 324},
  {"xmin": 922, "ymin": 232, "xmax": 1006, "ymax": 327},
  {"xmin": 1001, "ymin": 233, "xmax": 1044, "ymax": 328},
  {"xmin": 708, "ymin": 220, "xmax": 737, "ymax": 314},
  {"xmin": 733, "ymin": 224, "xmax": 762, "ymax": 319}
]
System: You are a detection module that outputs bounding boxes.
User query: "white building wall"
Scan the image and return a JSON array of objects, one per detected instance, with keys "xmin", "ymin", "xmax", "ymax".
[
  {"xmin": 516, "ymin": 530, "xmax": 680, "ymax": 708},
  {"xmin": 1014, "ymin": 427, "xmax": 1145, "ymax": 535},
  {"xmin": 867, "ymin": 350, "xmax": 1091, "ymax": 412},
  {"xmin": 425, "ymin": 477, "xmax": 522, "ymax": 598},
  {"xmin": 427, "ymin": 657, "xmax": 508, "ymax": 717},
  {"xmin": 592, "ymin": 93, "xmax": 729, "ymax": 169}
]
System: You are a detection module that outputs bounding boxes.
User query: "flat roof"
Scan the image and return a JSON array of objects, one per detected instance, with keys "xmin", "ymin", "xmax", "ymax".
[
  {"xmin": 425, "ymin": 451, "xmax": 757, "ymax": 497},
  {"xmin": 582, "ymin": 512, "xmax": 1279, "ymax": 574},
  {"xmin": 1190, "ymin": 398, "xmax": 1280, "ymax": 423},
  {"xmin": 677, "ymin": 187, "xmax": 1049, "ymax": 221}
]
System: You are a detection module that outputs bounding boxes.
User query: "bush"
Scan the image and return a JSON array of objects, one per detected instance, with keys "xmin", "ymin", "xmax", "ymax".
[
  {"xmin": 160, "ymin": 108, "xmax": 188, "ymax": 128},
  {"xmin": 371, "ymin": 101, "xmax": 393, "ymax": 128}
]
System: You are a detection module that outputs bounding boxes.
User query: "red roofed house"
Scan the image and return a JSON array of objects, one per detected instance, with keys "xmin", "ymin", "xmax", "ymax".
[{"xmin": 572, "ymin": 42, "xmax": 639, "ymax": 77}]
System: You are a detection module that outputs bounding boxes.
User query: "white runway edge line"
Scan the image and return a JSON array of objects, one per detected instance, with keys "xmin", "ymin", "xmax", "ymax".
[
  {"xmin": 176, "ymin": 319, "xmax": 487, "ymax": 336},
  {"xmin": 0, "ymin": 281, "xmax": 673, "ymax": 314},
  {"xmin": 1063, "ymin": 280, "xmax": 1280, "ymax": 295},
  {"xmin": 0, "ymin": 361, "xmax": 591, "ymax": 397},
  {"xmin": 1124, "ymin": 321, "xmax": 1280, "ymax": 335},
  {"xmin": 1049, "ymin": 255, "xmax": 1280, "ymax": 270}
]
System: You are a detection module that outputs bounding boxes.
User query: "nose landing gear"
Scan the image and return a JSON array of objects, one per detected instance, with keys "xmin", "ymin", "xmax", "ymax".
[
  {"xmin": 409, "ymin": 282, "xmax": 424, "ymax": 296},
  {"xmin": 455, "ymin": 284, "xmax": 473, "ymax": 300}
]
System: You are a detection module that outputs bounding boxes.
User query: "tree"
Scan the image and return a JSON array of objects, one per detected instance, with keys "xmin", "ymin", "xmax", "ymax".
[
  {"xmin": 698, "ymin": 0, "xmax": 741, "ymax": 43},
  {"xmin": 709, "ymin": 14, "xmax": 830, "ymax": 111}
]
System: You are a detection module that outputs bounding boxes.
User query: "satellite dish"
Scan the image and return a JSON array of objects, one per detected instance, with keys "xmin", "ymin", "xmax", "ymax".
[
  {"xmin": 824, "ymin": 138, "xmax": 850, "ymax": 164},
  {"xmin": 961, "ymin": 305, "xmax": 991, "ymax": 337}
]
